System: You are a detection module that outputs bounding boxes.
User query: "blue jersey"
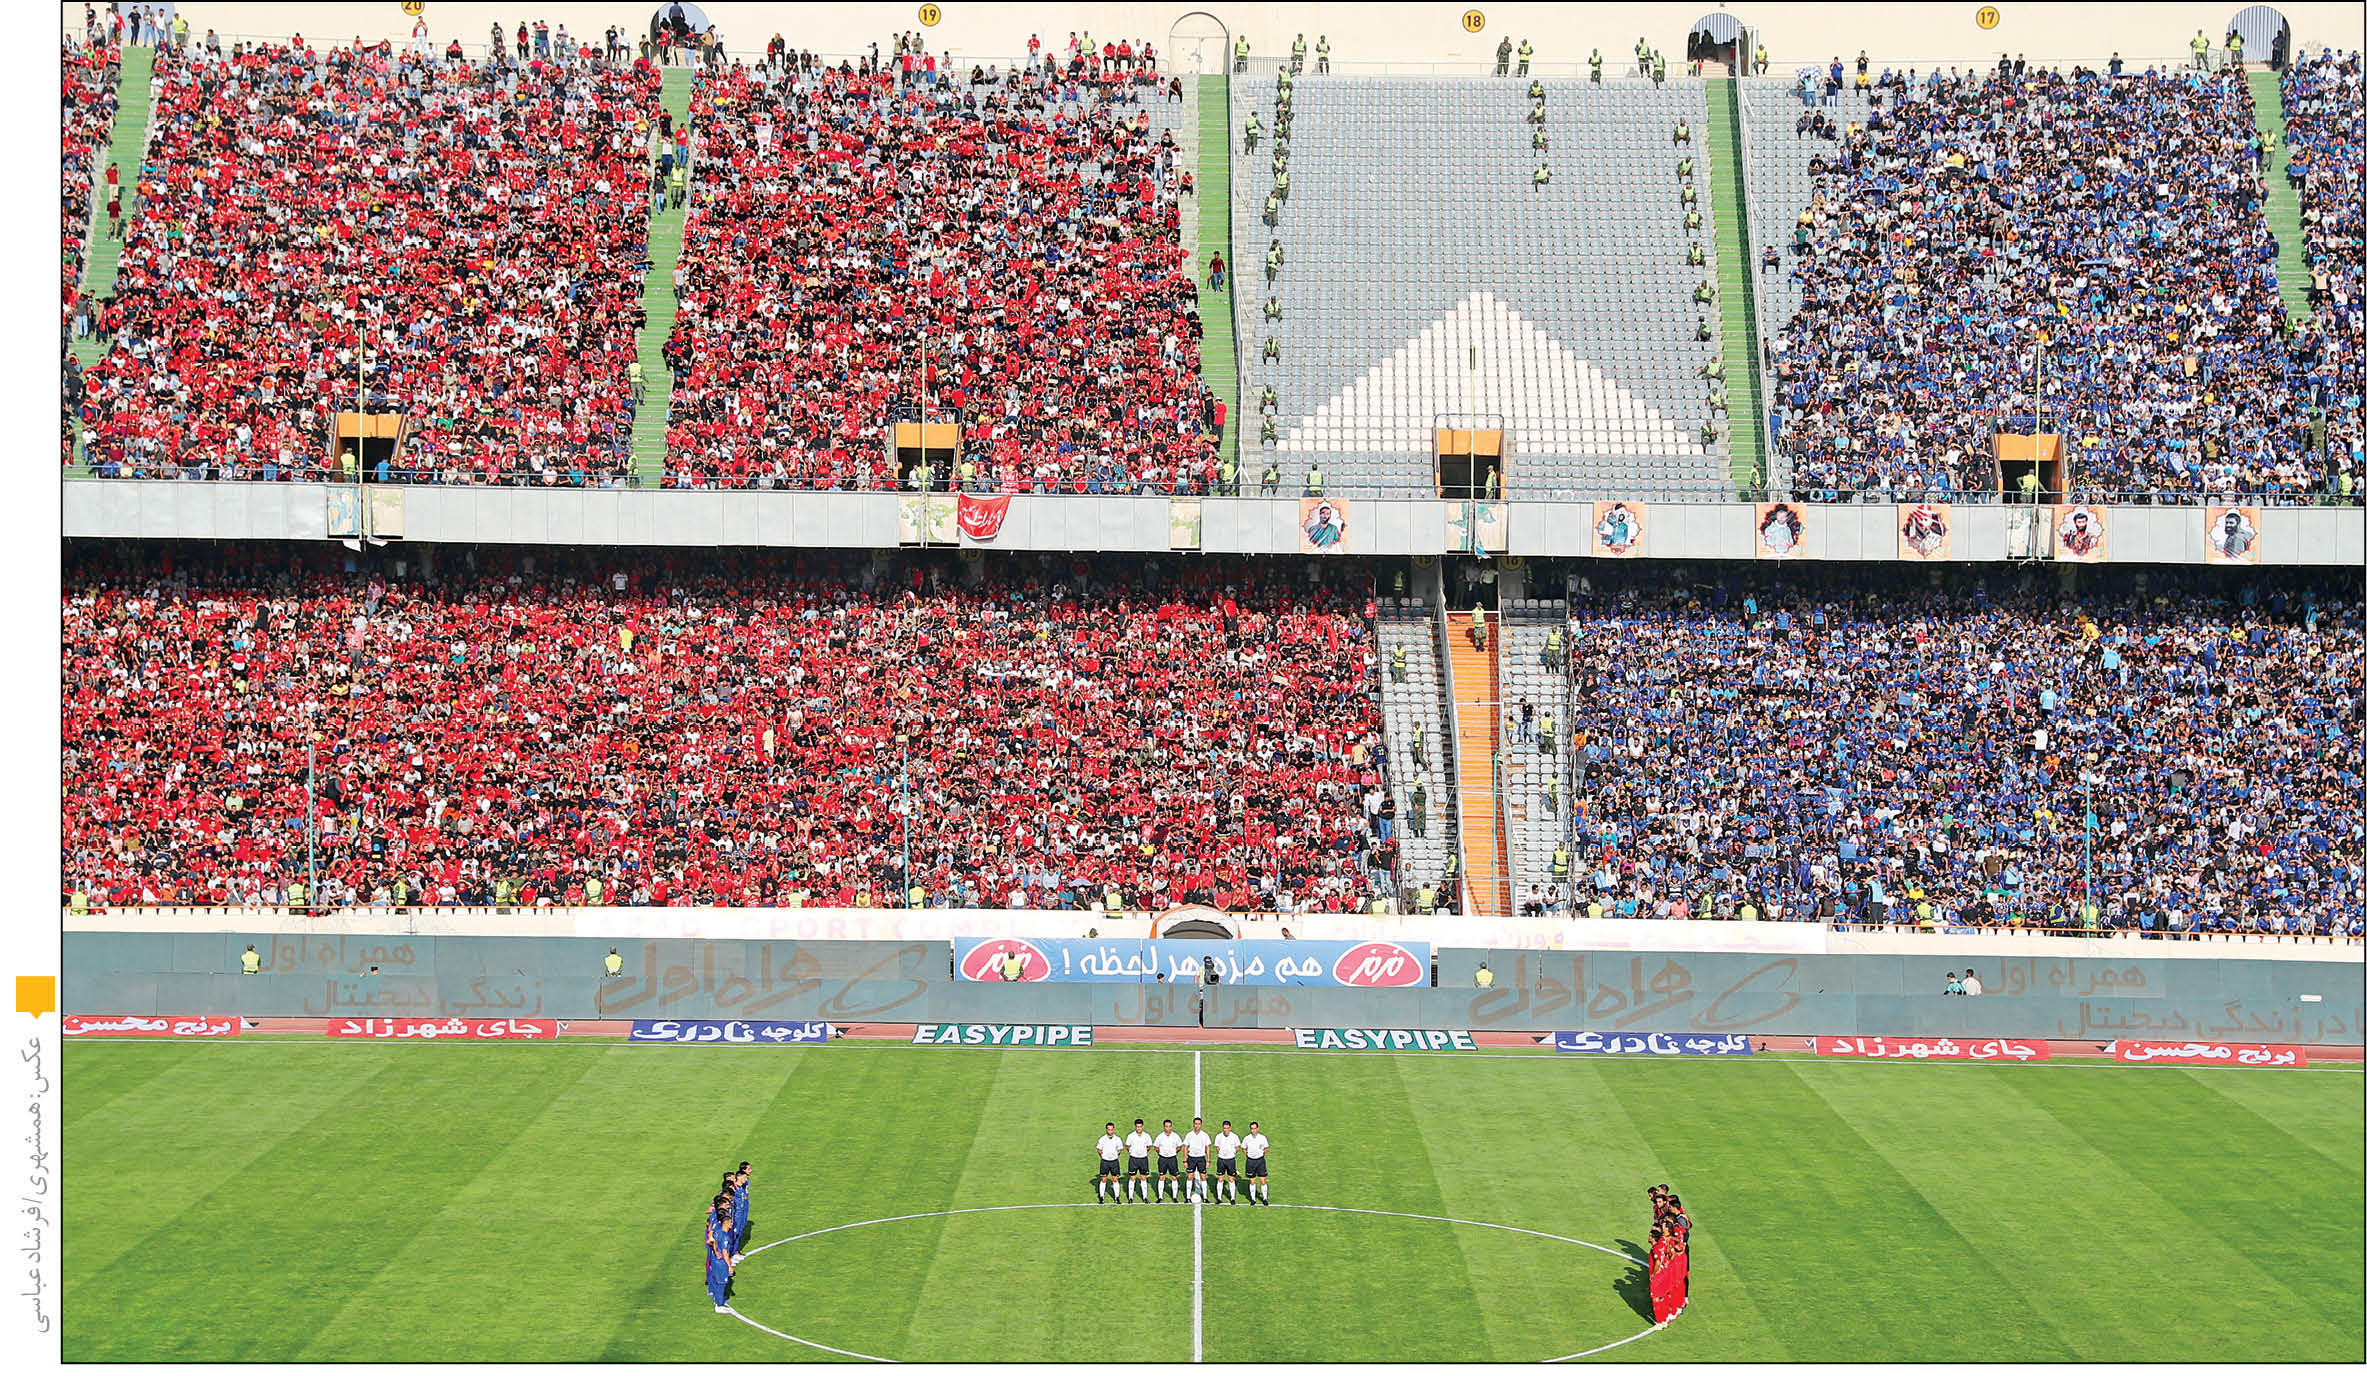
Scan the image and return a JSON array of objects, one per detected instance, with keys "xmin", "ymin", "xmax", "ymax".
[
  {"xmin": 732, "ymin": 1184, "xmax": 749, "ymax": 1231},
  {"xmin": 705, "ymin": 1221, "xmax": 731, "ymax": 1272}
]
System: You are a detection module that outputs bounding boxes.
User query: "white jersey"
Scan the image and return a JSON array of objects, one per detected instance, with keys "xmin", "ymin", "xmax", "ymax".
[
  {"xmin": 1124, "ymin": 1130, "xmax": 1153, "ymax": 1158},
  {"xmin": 1184, "ymin": 1130, "xmax": 1212, "ymax": 1157},
  {"xmin": 1096, "ymin": 1133, "xmax": 1123, "ymax": 1162},
  {"xmin": 1214, "ymin": 1130, "xmax": 1241, "ymax": 1160},
  {"xmin": 1154, "ymin": 1131, "xmax": 1183, "ymax": 1159},
  {"xmin": 1243, "ymin": 1132, "xmax": 1269, "ymax": 1160}
]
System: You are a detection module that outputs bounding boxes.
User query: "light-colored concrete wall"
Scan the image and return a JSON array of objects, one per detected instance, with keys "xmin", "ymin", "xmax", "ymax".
[{"xmin": 72, "ymin": 2, "xmax": 2362, "ymax": 71}]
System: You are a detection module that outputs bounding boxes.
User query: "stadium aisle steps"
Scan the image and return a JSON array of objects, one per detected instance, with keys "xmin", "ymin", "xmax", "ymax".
[
  {"xmin": 1705, "ymin": 78, "xmax": 1766, "ymax": 495},
  {"xmin": 72, "ymin": 43, "xmax": 155, "ymax": 376},
  {"xmin": 2247, "ymin": 69, "xmax": 2315, "ymax": 327},
  {"xmin": 1444, "ymin": 612, "xmax": 1510, "ymax": 918},
  {"xmin": 1195, "ymin": 74, "xmax": 1241, "ymax": 477},
  {"xmin": 630, "ymin": 66, "xmax": 696, "ymax": 488}
]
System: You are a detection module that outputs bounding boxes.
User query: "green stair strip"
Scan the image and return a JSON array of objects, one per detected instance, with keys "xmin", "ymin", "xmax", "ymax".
[
  {"xmin": 2247, "ymin": 70, "xmax": 2314, "ymax": 328},
  {"xmin": 1195, "ymin": 74, "xmax": 1241, "ymax": 480},
  {"xmin": 72, "ymin": 44, "xmax": 154, "ymax": 375},
  {"xmin": 629, "ymin": 66, "xmax": 696, "ymax": 489},
  {"xmin": 1705, "ymin": 77, "xmax": 1766, "ymax": 497}
]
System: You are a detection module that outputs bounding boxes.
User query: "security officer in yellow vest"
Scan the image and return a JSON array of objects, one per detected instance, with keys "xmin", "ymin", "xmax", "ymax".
[
  {"xmin": 1411, "ymin": 720, "xmax": 1427, "ymax": 768},
  {"xmin": 1416, "ymin": 882, "xmax": 1436, "ymax": 914},
  {"xmin": 1652, "ymin": 49, "xmax": 1667, "ymax": 84},
  {"xmin": 1552, "ymin": 843, "xmax": 1572, "ymax": 887},
  {"xmin": 1290, "ymin": 33, "xmax": 1305, "ymax": 72},
  {"xmin": 1103, "ymin": 887, "xmax": 1124, "ymax": 915},
  {"xmin": 1409, "ymin": 777, "xmax": 1429, "ymax": 838},
  {"xmin": 242, "ymin": 944, "xmax": 262, "ymax": 975},
  {"xmin": 1234, "ymin": 34, "xmax": 1249, "ymax": 72},
  {"xmin": 1590, "ymin": 48, "xmax": 1602, "ymax": 82},
  {"xmin": 605, "ymin": 947, "xmax": 625, "ymax": 978},
  {"xmin": 1304, "ymin": 464, "xmax": 1324, "ymax": 495},
  {"xmin": 1000, "ymin": 949, "xmax": 1027, "ymax": 980},
  {"xmin": 1515, "ymin": 38, "xmax": 1533, "ymax": 76},
  {"xmin": 1474, "ymin": 961, "xmax": 1494, "ymax": 989},
  {"xmin": 1390, "ymin": 644, "xmax": 1408, "ymax": 682},
  {"xmin": 1316, "ymin": 36, "xmax": 1330, "ymax": 73},
  {"xmin": 1243, "ymin": 110, "xmax": 1261, "ymax": 153},
  {"xmin": 1220, "ymin": 457, "xmax": 1238, "ymax": 494},
  {"xmin": 1538, "ymin": 709, "xmax": 1555, "ymax": 754},
  {"xmin": 69, "ymin": 886, "xmax": 90, "ymax": 918},
  {"xmin": 1260, "ymin": 415, "xmax": 1279, "ymax": 445},
  {"xmin": 1441, "ymin": 850, "xmax": 1461, "ymax": 898},
  {"xmin": 1533, "ymin": 162, "xmax": 1552, "ymax": 191},
  {"xmin": 1634, "ymin": 36, "xmax": 1651, "ymax": 76},
  {"xmin": 1544, "ymin": 626, "xmax": 1563, "ymax": 668},
  {"xmin": 908, "ymin": 883, "xmax": 926, "ymax": 909},
  {"xmin": 1260, "ymin": 460, "xmax": 1281, "ymax": 494}
]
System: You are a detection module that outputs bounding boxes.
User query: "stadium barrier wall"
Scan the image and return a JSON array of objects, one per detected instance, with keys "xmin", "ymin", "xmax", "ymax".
[
  {"xmin": 62, "ymin": 483, "xmax": 2367, "ymax": 566},
  {"xmin": 63, "ymin": 935, "xmax": 2362, "ymax": 1044}
]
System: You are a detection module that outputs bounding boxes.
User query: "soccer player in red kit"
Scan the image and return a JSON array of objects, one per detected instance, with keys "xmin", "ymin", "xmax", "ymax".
[{"xmin": 1646, "ymin": 1222, "xmax": 1677, "ymax": 1325}]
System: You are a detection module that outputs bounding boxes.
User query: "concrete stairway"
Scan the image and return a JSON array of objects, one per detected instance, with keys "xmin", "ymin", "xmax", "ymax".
[
  {"xmin": 629, "ymin": 66, "xmax": 696, "ymax": 488},
  {"xmin": 72, "ymin": 43, "xmax": 154, "ymax": 374},
  {"xmin": 1194, "ymin": 74, "xmax": 1241, "ymax": 478},
  {"xmin": 2247, "ymin": 69, "xmax": 2315, "ymax": 327},
  {"xmin": 1443, "ymin": 612, "xmax": 1510, "ymax": 917},
  {"xmin": 1704, "ymin": 76, "xmax": 1767, "ymax": 495}
]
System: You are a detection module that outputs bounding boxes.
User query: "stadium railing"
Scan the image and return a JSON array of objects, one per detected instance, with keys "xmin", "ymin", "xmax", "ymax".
[{"xmin": 54, "ymin": 467, "xmax": 2366, "ymax": 508}]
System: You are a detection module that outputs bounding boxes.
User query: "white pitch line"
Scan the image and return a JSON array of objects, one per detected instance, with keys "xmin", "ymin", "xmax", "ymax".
[
  {"xmin": 1192, "ymin": 1048, "xmax": 1204, "ymax": 1364},
  {"xmin": 727, "ymin": 1200, "xmax": 1662, "ymax": 1363}
]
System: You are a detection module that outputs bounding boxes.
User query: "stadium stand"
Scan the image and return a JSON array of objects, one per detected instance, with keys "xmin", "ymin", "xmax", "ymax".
[
  {"xmin": 1498, "ymin": 598, "xmax": 1572, "ymax": 910},
  {"xmin": 2279, "ymin": 49, "xmax": 2365, "ymax": 501},
  {"xmin": 1755, "ymin": 62, "xmax": 2339, "ymax": 504},
  {"xmin": 661, "ymin": 45, "xmax": 1218, "ymax": 493},
  {"xmin": 74, "ymin": 40, "xmax": 661, "ymax": 484},
  {"xmin": 1374, "ymin": 602, "xmax": 1457, "ymax": 904},
  {"xmin": 1229, "ymin": 74, "xmax": 1730, "ymax": 498},
  {"xmin": 60, "ymin": 548, "xmax": 1382, "ymax": 913},
  {"xmin": 1546, "ymin": 564, "xmax": 2362, "ymax": 936}
]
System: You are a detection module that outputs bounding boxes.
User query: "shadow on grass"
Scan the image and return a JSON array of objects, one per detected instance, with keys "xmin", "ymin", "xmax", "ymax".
[{"xmin": 1612, "ymin": 1237, "xmax": 1653, "ymax": 1323}]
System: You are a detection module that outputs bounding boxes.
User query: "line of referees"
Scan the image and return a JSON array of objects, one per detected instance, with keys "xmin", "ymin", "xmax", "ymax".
[{"xmin": 1093, "ymin": 1117, "xmax": 1275, "ymax": 1205}]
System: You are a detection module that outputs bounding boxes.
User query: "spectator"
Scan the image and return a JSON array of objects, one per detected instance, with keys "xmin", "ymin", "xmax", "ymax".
[
  {"xmin": 61, "ymin": 37, "xmax": 121, "ymax": 336},
  {"xmin": 1767, "ymin": 63, "xmax": 2346, "ymax": 504},
  {"xmin": 62, "ymin": 547, "xmax": 1385, "ymax": 914},
  {"xmin": 1961, "ymin": 969, "xmax": 1984, "ymax": 996},
  {"xmin": 78, "ymin": 40, "xmax": 661, "ymax": 485},
  {"xmin": 1553, "ymin": 562, "xmax": 2362, "ymax": 938},
  {"xmin": 662, "ymin": 50, "xmax": 1213, "ymax": 495}
]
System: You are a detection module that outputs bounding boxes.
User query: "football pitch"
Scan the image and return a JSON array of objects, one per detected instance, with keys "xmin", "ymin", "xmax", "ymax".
[{"xmin": 63, "ymin": 1041, "xmax": 2363, "ymax": 1363}]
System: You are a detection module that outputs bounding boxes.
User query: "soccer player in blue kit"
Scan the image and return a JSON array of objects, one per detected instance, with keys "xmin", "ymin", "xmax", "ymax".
[
  {"xmin": 705, "ymin": 1194, "xmax": 738, "ymax": 1313},
  {"xmin": 730, "ymin": 1163, "xmax": 752, "ymax": 1262}
]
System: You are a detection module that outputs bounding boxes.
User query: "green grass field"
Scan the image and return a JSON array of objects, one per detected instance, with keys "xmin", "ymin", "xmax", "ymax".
[{"xmin": 64, "ymin": 1043, "xmax": 2363, "ymax": 1362}]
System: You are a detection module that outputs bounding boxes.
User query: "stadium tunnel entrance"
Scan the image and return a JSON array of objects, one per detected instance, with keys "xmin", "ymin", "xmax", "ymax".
[
  {"xmin": 1687, "ymin": 12, "xmax": 1754, "ymax": 76},
  {"xmin": 2224, "ymin": 6, "xmax": 2292, "ymax": 69}
]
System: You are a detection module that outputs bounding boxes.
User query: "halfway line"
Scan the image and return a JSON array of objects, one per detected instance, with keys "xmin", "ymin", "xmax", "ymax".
[{"xmin": 1192, "ymin": 1048, "xmax": 1204, "ymax": 1363}]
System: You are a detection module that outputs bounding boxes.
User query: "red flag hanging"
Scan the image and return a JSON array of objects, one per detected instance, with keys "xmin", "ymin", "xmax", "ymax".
[{"xmin": 957, "ymin": 493, "xmax": 1013, "ymax": 540}]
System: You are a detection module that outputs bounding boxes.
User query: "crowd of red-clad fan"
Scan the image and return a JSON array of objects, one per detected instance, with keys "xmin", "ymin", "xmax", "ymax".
[
  {"xmin": 663, "ymin": 34, "xmax": 1215, "ymax": 493},
  {"xmin": 61, "ymin": 37, "xmax": 120, "ymax": 327},
  {"xmin": 71, "ymin": 38, "xmax": 660, "ymax": 484},
  {"xmin": 2280, "ymin": 50, "xmax": 2365, "ymax": 490},
  {"xmin": 1767, "ymin": 61, "xmax": 2358, "ymax": 504},
  {"xmin": 62, "ymin": 549, "xmax": 1386, "ymax": 912}
]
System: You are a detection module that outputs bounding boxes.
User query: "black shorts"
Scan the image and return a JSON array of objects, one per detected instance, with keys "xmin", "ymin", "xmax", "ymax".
[
  {"xmin": 1215, "ymin": 1157, "xmax": 1238, "ymax": 1177},
  {"xmin": 1157, "ymin": 1156, "xmax": 1180, "ymax": 1176},
  {"xmin": 1127, "ymin": 1155, "xmax": 1149, "ymax": 1175},
  {"xmin": 1098, "ymin": 1158, "xmax": 1120, "ymax": 1176},
  {"xmin": 1245, "ymin": 1157, "xmax": 1268, "ymax": 1179},
  {"xmin": 1187, "ymin": 1154, "xmax": 1207, "ymax": 1174}
]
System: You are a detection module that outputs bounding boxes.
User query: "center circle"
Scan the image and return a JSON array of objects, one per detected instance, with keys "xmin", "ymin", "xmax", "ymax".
[{"xmin": 727, "ymin": 1202, "xmax": 1664, "ymax": 1362}]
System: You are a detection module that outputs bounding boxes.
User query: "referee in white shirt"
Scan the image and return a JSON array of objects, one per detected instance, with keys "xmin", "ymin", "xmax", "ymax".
[
  {"xmin": 1212, "ymin": 1121, "xmax": 1242, "ymax": 1203},
  {"xmin": 1153, "ymin": 1120, "xmax": 1185, "ymax": 1202},
  {"xmin": 1124, "ymin": 1119, "xmax": 1154, "ymax": 1202},
  {"xmin": 1183, "ymin": 1117, "xmax": 1213, "ymax": 1203},
  {"xmin": 1093, "ymin": 1122, "xmax": 1124, "ymax": 1203},
  {"xmin": 1242, "ymin": 1121, "xmax": 1272, "ymax": 1205}
]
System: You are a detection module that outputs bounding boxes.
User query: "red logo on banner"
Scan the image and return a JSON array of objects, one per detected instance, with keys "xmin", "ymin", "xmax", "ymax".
[
  {"xmin": 63, "ymin": 1015, "xmax": 241, "ymax": 1038},
  {"xmin": 324, "ymin": 1018, "xmax": 557, "ymax": 1040},
  {"xmin": 2110, "ymin": 1040, "xmax": 2309, "ymax": 1068},
  {"xmin": 1331, "ymin": 942, "xmax": 1427, "ymax": 987},
  {"xmin": 958, "ymin": 939, "xmax": 1047, "ymax": 981},
  {"xmin": 1810, "ymin": 1036, "xmax": 2051, "ymax": 1062},
  {"xmin": 958, "ymin": 493, "xmax": 1013, "ymax": 540}
]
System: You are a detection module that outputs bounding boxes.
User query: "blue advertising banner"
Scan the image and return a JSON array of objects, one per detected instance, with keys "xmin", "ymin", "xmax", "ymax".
[
  {"xmin": 628, "ymin": 1019, "xmax": 832, "ymax": 1044},
  {"xmin": 1552, "ymin": 1031, "xmax": 1755, "ymax": 1056},
  {"xmin": 952, "ymin": 937, "xmax": 1430, "ymax": 988}
]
